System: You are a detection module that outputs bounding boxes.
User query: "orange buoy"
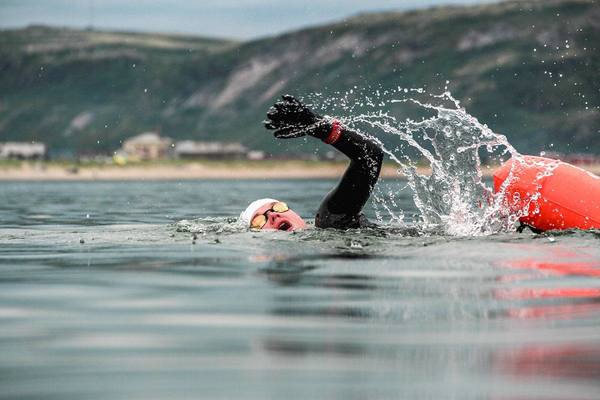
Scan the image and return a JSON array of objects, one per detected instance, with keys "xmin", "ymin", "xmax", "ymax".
[{"xmin": 493, "ymin": 155, "xmax": 600, "ymax": 231}]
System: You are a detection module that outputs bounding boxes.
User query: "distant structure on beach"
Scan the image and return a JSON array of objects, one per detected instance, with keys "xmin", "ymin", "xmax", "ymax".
[
  {"xmin": 121, "ymin": 132, "xmax": 173, "ymax": 160},
  {"xmin": 117, "ymin": 132, "xmax": 256, "ymax": 161},
  {"xmin": 246, "ymin": 150, "xmax": 266, "ymax": 161},
  {"xmin": 174, "ymin": 140, "xmax": 247, "ymax": 160},
  {"xmin": 0, "ymin": 142, "xmax": 46, "ymax": 160}
]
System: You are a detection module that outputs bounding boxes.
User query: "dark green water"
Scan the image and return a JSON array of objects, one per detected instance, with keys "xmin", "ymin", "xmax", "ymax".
[{"xmin": 1, "ymin": 180, "xmax": 599, "ymax": 400}]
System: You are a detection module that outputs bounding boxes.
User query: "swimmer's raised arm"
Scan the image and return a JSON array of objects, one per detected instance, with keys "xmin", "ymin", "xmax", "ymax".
[{"xmin": 264, "ymin": 95, "xmax": 383, "ymax": 229}]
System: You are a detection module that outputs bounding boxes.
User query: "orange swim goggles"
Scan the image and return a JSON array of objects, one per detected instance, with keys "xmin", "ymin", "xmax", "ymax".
[{"xmin": 250, "ymin": 201, "xmax": 289, "ymax": 230}]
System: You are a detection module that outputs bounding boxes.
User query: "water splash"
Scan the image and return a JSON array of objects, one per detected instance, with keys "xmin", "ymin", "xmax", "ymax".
[
  {"xmin": 175, "ymin": 217, "xmax": 244, "ymax": 234},
  {"xmin": 310, "ymin": 86, "xmax": 553, "ymax": 236}
]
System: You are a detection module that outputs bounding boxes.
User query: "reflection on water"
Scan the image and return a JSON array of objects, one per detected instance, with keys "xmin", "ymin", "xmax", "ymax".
[
  {"xmin": 493, "ymin": 344, "xmax": 600, "ymax": 381},
  {"xmin": 0, "ymin": 181, "xmax": 599, "ymax": 399},
  {"xmin": 493, "ymin": 244, "xmax": 600, "ymax": 322}
]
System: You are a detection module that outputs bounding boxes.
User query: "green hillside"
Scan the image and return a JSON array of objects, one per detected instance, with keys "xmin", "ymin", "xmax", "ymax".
[{"xmin": 0, "ymin": 0, "xmax": 598, "ymax": 157}]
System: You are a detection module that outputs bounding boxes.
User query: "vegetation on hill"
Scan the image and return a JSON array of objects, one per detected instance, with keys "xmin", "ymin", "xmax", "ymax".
[{"xmin": 0, "ymin": 0, "xmax": 598, "ymax": 157}]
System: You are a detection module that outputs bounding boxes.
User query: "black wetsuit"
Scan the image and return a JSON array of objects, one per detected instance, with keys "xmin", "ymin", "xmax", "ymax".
[{"xmin": 315, "ymin": 127, "xmax": 384, "ymax": 229}]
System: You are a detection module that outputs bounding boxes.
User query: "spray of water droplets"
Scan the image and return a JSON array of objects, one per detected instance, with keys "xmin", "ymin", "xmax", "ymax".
[{"xmin": 308, "ymin": 85, "xmax": 557, "ymax": 236}]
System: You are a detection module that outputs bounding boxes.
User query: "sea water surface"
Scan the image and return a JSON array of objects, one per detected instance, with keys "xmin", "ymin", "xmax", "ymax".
[{"xmin": 1, "ymin": 179, "xmax": 599, "ymax": 400}]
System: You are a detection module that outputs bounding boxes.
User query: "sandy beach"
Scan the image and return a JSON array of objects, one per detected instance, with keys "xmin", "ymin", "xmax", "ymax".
[
  {"xmin": 1, "ymin": 160, "xmax": 599, "ymax": 181},
  {"xmin": 0, "ymin": 161, "xmax": 404, "ymax": 181}
]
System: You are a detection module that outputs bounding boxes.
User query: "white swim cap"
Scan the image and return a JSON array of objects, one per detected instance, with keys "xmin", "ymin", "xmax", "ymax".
[{"xmin": 240, "ymin": 198, "xmax": 278, "ymax": 226}]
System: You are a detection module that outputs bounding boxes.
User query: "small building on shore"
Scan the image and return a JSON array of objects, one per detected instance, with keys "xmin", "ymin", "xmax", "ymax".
[
  {"xmin": 122, "ymin": 132, "xmax": 173, "ymax": 160},
  {"xmin": 246, "ymin": 150, "xmax": 266, "ymax": 161},
  {"xmin": 119, "ymin": 133, "xmax": 257, "ymax": 162},
  {"xmin": 0, "ymin": 142, "xmax": 46, "ymax": 160},
  {"xmin": 174, "ymin": 140, "xmax": 248, "ymax": 160}
]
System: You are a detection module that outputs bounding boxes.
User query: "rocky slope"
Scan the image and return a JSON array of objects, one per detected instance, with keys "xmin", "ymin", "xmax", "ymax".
[{"xmin": 0, "ymin": 0, "xmax": 598, "ymax": 157}]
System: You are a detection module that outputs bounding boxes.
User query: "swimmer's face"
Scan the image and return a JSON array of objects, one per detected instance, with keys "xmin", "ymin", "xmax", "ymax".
[{"xmin": 251, "ymin": 201, "xmax": 306, "ymax": 231}]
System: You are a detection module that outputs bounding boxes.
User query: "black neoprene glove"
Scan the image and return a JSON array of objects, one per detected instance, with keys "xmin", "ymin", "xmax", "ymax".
[{"xmin": 263, "ymin": 95, "xmax": 330, "ymax": 140}]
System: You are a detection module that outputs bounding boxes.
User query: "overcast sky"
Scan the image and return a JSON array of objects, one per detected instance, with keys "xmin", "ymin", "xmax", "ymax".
[{"xmin": 0, "ymin": 0, "xmax": 501, "ymax": 39}]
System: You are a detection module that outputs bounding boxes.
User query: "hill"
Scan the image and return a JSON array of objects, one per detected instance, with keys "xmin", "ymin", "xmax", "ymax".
[{"xmin": 0, "ymin": 0, "xmax": 598, "ymax": 157}]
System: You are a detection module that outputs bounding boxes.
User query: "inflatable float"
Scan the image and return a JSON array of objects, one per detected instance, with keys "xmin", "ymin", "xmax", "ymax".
[{"xmin": 493, "ymin": 155, "xmax": 600, "ymax": 232}]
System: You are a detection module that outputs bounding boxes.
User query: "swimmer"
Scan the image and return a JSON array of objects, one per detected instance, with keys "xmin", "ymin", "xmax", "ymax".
[
  {"xmin": 242, "ymin": 96, "xmax": 600, "ymax": 234},
  {"xmin": 239, "ymin": 95, "xmax": 383, "ymax": 231}
]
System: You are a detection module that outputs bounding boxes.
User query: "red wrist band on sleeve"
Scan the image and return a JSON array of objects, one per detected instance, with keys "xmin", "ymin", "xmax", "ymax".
[{"xmin": 323, "ymin": 120, "xmax": 342, "ymax": 145}]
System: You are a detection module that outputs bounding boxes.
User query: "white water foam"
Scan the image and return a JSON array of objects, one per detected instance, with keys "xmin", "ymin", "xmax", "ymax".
[{"xmin": 311, "ymin": 86, "xmax": 560, "ymax": 236}]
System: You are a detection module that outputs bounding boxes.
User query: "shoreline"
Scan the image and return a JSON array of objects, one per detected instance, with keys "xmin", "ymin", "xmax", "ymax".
[{"xmin": 1, "ymin": 160, "xmax": 599, "ymax": 181}]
